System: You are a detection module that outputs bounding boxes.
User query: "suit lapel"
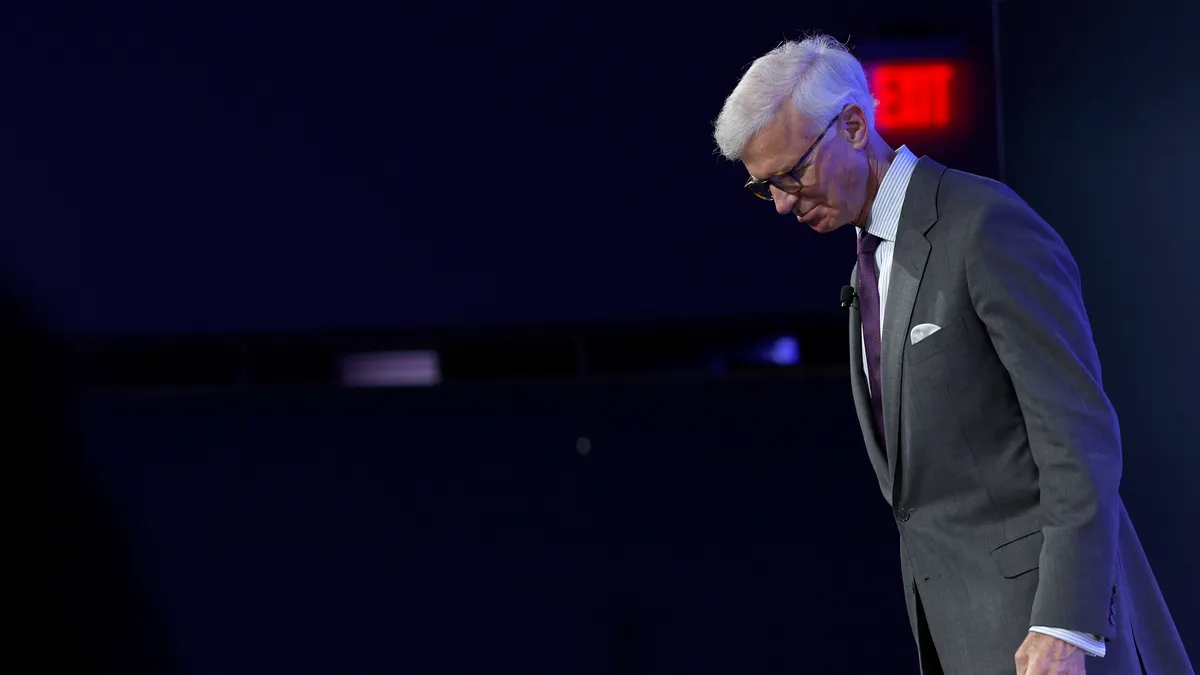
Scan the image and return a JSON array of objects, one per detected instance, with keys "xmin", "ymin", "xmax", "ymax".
[
  {"xmin": 849, "ymin": 267, "xmax": 889, "ymax": 490},
  {"xmin": 881, "ymin": 157, "xmax": 945, "ymax": 481}
]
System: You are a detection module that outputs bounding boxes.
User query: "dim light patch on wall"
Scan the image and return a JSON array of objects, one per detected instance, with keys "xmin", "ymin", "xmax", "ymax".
[{"xmin": 340, "ymin": 350, "xmax": 441, "ymax": 387}]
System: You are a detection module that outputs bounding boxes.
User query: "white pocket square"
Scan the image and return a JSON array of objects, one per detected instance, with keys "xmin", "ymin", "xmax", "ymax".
[{"xmin": 910, "ymin": 323, "xmax": 941, "ymax": 345}]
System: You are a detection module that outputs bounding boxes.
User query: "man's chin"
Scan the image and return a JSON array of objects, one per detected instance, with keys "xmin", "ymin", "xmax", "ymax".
[
  {"xmin": 797, "ymin": 208, "xmax": 846, "ymax": 233},
  {"xmin": 805, "ymin": 218, "xmax": 847, "ymax": 234}
]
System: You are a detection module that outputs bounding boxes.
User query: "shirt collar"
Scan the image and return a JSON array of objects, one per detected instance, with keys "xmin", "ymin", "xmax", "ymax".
[{"xmin": 861, "ymin": 144, "xmax": 918, "ymax": 244}]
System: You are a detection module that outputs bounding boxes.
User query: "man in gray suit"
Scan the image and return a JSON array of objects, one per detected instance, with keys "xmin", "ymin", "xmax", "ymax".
[{"xmin": 712, "ymin": 36, "xmax": 1193, "ymax": 675}]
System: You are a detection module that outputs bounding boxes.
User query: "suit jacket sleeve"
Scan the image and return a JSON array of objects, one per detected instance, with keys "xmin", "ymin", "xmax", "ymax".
[{"xmin": 964, "ymin": 200, "xmax": 1122, "ymax": 639}]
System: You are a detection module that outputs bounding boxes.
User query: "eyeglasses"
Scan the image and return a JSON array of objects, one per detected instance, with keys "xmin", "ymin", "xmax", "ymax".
[{"xmin": 743, "ymin": 112, "xmax": 841, "ymax": 201}]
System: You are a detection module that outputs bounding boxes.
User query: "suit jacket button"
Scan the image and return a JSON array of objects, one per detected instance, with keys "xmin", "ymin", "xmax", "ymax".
[{"xmin": 897, "ymin": 509, "xmax": 911, "ymax": 522}]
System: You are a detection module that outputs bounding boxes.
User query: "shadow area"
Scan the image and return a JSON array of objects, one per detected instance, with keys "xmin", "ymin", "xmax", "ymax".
[{"xmin": 4, "ymin": 278, "xmax": 177, "ymax": 674}]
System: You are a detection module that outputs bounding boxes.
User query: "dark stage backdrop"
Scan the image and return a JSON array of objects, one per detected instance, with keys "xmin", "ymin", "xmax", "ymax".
[
  {"xmin": 78, "ymin": 378, "xmax": 910, "ymax": 674},
  {"xmin": 2, "ymin": 4, "xmax": 998, "ymax": 336},
  {"xmin": 998, "ymin": 0, "xmax": 1200, "ymax": 649}
]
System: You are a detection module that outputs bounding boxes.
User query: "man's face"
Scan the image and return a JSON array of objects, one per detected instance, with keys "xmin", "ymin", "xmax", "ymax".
[{"xmin": 741, "ymin": 101, "xmax": 870, "ymax": 233}]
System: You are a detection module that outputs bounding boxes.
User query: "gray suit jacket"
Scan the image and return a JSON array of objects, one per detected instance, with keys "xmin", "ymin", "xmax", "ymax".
[{"xmin": 848, "ymin": 157, "xmax": 1193, "ymax": 675}]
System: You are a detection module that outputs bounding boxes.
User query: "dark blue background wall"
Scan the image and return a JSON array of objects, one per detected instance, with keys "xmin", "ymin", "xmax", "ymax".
[{"xmin": 1, "ymin": 4, "xmax": 997, "ymax": 336}]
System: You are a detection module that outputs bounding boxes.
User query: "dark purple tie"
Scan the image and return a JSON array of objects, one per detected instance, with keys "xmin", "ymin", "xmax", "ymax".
[{"xmin": 857, "ymin": 232, "xmax": 886, "ymax": 446}]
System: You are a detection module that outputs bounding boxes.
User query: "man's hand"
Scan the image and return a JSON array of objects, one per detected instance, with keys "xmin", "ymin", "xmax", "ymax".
[{"xmin": 1015, "ymin": 632, "xmax": 1086, "ymax": 674}]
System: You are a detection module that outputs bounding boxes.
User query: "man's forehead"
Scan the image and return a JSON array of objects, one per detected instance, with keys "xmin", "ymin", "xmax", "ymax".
[{"xmin": 744, "ymin": 111, "xmax": 817, "ymax": 178}]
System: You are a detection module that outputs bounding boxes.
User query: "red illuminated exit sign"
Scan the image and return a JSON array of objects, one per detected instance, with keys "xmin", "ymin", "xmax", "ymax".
[{"xmin": 867, "ymin": 62, "xmax": 958, "ymax": 131}]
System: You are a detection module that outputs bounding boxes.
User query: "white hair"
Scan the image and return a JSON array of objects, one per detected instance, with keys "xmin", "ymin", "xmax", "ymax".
[{"xmin": 713, "ymin": 35, "xmax": 876, "ymax": 160}]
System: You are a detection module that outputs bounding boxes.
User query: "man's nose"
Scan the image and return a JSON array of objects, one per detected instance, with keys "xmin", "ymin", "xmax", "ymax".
[{"xmin": 772, "ymin": 187, "xmax": 798, "ymax": 215}]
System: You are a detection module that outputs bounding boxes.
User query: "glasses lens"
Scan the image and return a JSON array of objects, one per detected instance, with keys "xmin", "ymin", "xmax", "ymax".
[
  {"xmin": 771, "ymin": 174, "xmax": 802, "ymax": 193},
  {"xmin": 746, "ymin": 181, "xmax": 773, "ymax": 200}
]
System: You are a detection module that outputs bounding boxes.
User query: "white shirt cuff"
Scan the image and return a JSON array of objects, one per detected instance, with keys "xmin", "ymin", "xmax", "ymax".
[{"xmin": 1028, "ymin": 626, "xmax": 1106, "ymax": 657}]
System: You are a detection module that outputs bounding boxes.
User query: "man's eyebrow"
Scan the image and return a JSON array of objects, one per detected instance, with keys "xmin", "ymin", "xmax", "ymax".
[
  {"xmin": 778, "ymin": 155, "xmax": 808, "ymax": 174},
  {"xmin": 748, "ymin": 161, "xmax": 793, "ymax": 182},
  {"xmin": 755, "ymin": 163, "xmax": 798, "ymax": 180}
]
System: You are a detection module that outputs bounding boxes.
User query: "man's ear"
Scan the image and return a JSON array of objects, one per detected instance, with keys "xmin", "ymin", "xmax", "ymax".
[{"xmin": 840, "ymin": 104, "xmax": 870, "ymax": 150}]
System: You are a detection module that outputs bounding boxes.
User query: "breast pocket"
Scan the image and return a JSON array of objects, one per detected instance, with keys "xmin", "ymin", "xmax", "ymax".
[{"xmin": 905, "ymin": 316, "xmax": 968, "ymax": 367}]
